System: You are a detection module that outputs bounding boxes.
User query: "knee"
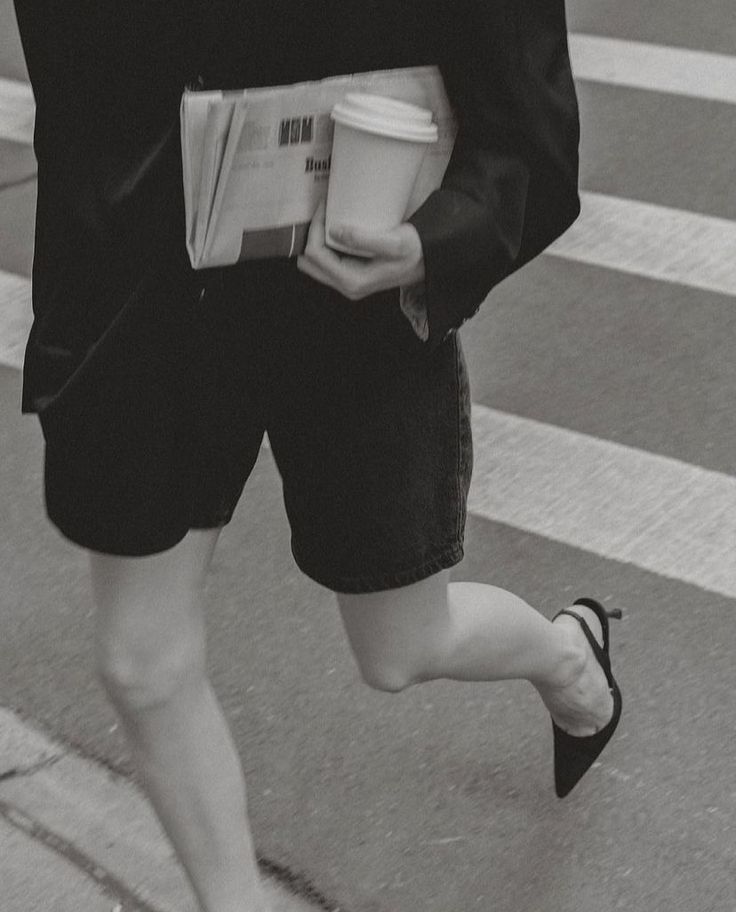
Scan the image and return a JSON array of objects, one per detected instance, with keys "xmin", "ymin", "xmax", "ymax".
[
  {"xmin": 95, "ymin": 621, "xmax": 205, "ymax": 713},
  {"xmin": 337, "ymin": 582, "xmax": 451, "ymax": 694}
]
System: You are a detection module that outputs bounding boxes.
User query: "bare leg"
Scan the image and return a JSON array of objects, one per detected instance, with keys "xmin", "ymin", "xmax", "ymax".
[
  {"xmin": 336, "ymin": 570, "xmax": 613, "ymax": 737},
  {"xmin": 91, "ymin": 530, "xmax": 267, "ymax": 912}
]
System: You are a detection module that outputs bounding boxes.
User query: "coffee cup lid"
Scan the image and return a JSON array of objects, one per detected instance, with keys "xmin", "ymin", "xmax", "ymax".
[{"xmin": 331, "ymin": 93, "xmax": 438, "ymax": 144}]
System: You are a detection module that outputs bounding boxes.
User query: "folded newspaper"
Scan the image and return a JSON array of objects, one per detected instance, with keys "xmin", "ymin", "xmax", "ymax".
[{"xmin": 181, "ymin": 66, "xmax": 458, "ymax": 269}]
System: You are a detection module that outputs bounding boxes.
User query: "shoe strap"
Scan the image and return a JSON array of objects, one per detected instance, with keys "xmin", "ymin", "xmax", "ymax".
[
  {"xmin": 553, "ymin": 608, "xmax": 613, "ymax": 685},
  {"xmin": 572, "ymin": 597, "xmax": 611, "ymax": 653}
]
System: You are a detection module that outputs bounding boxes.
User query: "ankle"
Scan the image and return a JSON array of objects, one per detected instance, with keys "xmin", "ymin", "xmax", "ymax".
[{"xmin": 534, "ymin": 625, "xmax": 587, "ymax": 693}]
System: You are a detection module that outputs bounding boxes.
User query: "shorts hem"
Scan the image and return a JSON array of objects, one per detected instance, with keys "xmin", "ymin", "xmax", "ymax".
[
  {"xmin": 294, "ymin": 542, "xmax": 465, "ymax": 594},
  {"xmin": 45, "ymin": 510, "xmax": 195, "ymax": 558}
]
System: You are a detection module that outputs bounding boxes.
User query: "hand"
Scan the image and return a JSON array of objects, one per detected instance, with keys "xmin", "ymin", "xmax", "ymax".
[{"xmin": 296, "ymin": 200, "xmax": 425, "ymax": 300}]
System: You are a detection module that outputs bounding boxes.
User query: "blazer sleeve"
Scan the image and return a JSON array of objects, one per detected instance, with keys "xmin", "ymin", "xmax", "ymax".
[{"xmin": 406, "ymin": 0, "xmax": 581, "ymax": 349}]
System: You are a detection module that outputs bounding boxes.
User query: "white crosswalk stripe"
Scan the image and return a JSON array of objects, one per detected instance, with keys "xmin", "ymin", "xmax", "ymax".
[
  {"xmin": 0, "ymin": 77, "xmax": 34, "ymax": 145},
  {"xmin": 0, "ymin": 269, "xmax": 32, "ymax": 370},
  {"xmin": 568, "ymin": 34, "xmax": 736, "ymax": 105},
  {"xmin": 549, "ymin": 192, "xmax": 736, "ymax": 298},
  {"xmin": 470, "ymin": 405, "xmax": 736, "ymax": 599}
]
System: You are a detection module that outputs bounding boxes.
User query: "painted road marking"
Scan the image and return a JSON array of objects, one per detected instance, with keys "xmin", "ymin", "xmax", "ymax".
[
  {"xmin": 569, "ymin": 34, "xmax": 736, "ymax": 106},
  {"xmin": 0, "ymin": 77, "xmax": 34, "ymax": 145},
  {"xmin": 1, "ymin": 36, "xmax": 736, "ymax": 144},
  {"xmin": 470, "ymin": 404, "xmax": 736, "ymax": 599},
  {"xmin": 0, "ymin": 269, "xmax": 32, "ymax": 369},
  {"xmin": 549, "ymin": 192, "xmax": 736, "ymax": 299}
]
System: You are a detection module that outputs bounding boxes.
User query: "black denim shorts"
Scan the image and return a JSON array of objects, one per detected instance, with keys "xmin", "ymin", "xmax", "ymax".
[{"xmin": 41, "ymin": 259, "xmax": 473, "ymax": 593}]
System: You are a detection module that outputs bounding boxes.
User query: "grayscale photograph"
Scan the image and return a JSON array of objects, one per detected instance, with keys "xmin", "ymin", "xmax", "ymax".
[{"xmin": 0, "ymin": 1, "xmax": 734, "ymax": 910}]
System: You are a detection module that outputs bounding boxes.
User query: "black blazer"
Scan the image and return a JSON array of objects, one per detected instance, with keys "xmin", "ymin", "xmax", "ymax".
[
  {"xmin": 411, "ymin": 0, "xmax": 581, "ymax": 348},
  {"xmin": 15, "ymin": 0, "xmax": 579, "ymax": 409},
  {"xmin": 203, "ymin": 0, "xmax": 581, "ymax": 348}
]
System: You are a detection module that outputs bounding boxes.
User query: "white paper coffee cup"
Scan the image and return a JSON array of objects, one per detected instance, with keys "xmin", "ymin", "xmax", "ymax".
[{"xmin": 325, "ymin": 93, "xmax": 438, "ymax": 257}]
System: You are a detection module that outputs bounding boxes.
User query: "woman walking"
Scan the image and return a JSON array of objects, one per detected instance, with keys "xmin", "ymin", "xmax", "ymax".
[{"xmin": 13, "ymin": 1, "xmax": 621, "ymax": 910}]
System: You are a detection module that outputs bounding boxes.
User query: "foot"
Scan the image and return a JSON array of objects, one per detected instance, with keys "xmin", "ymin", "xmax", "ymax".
[{"xmin": 542, "ymin": 604, "xmax": 615, "ymax": 738}]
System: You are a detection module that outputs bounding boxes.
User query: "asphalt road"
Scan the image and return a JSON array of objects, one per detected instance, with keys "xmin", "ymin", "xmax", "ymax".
[{"xmin": 1, "ymin": 3, "xmax": 736, "ymax": 911}]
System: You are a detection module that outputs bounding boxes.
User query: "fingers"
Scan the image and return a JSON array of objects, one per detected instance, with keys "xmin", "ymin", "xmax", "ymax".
[
  {"xmin": 297, "ymin": 203, "xmax": 361, "ymax": 298},
  {"xmin": 296, "ymin": 250, "xmax": 349, "ymax": 296},
  {"xmin": 297, "ymin": 201, "xmax": 376, "ymax": 300},
  {"xmin": 304, "ymin": 199, "xmax": 330, "ymax": 253},
  {"xmin": 296, "ymin": 200, "xmax": 425, "ymax": 299},
  {"xmin": 297, "ymin": 249, "xmax": 380, "ymax": 301}
]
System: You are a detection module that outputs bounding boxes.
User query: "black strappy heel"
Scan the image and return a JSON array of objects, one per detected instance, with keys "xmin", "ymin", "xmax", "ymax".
[{"xmin": 551, "ymin": 597, "xmax": 623, "ymax": 798}]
